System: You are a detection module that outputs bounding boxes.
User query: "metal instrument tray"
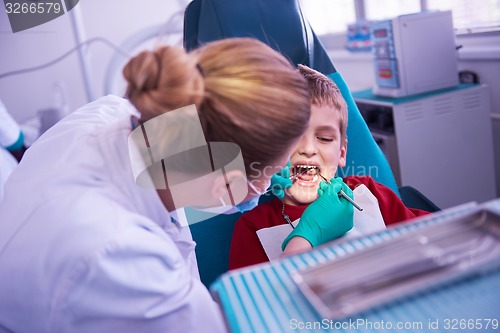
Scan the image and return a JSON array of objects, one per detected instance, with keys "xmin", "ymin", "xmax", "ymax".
[{"xmin": 292, "ymin": 208, "xmax": 500, "ymax": 319}]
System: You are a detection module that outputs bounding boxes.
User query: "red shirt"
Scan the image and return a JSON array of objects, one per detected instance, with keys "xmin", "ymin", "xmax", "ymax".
[{"xmin": 229, "ymin": 176, "xmax": 430, "ymax": 269}]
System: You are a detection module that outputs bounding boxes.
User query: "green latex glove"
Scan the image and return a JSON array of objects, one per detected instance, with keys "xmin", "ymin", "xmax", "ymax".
[
  {"xmin": 282, "ymin": 177, "xmax": 354, "ymax": 250},
  {"xmin": 269, "ymin": 161, "xmax": 292, "ymax": 200}
]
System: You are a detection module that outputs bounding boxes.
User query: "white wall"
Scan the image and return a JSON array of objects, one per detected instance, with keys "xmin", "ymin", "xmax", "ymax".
[
  {"xmin": 1, "ymin": 2, "xmax": 498, "ymax": 198},
  {"xmin": 0, "ymin": 0, "xmax": 185, "ymax": 126},
  {"xmin": 324, "ymin": 32, "xmax": 500, "ymax": 198}
]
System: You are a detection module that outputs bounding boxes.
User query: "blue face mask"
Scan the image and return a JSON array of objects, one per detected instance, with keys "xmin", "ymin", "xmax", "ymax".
[
  {"xmin": 234, "ymin": 195, "xmax": 261, "ymax": 213},
  {"xmin": 197, "ymin": 179, "xmax": 268, "ymax": 214},
  {"xmin": 234, "ymin": 179, "xmax": 268, "ymax": 213}
]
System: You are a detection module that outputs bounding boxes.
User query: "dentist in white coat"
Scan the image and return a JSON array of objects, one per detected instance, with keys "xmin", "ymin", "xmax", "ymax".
[
  {"xmin": 0, "ymin": 38, "xmax": 310, "ymax": 333},
  {"xmin": 0, "ymin": 147, "xmax": 17, "ymax": 202}
]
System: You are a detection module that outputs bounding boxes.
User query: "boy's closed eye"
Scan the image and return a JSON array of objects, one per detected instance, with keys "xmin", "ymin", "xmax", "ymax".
[
  {"xmin": 315, "ymin": 126, "xmax": 338, "ymax": 143},
  {"xmin": 316, "ymin": 130, "xmax": 337, "ymax": 143},
  {"xmin": 317, "ymin": 136, "xmax": 334, "ymax": 142}
]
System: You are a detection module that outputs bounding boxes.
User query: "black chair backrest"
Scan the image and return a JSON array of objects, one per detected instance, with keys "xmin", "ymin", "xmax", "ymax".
[{"xmin": 183, "ymin": 0, "xmax": 335, "ymax": 74}]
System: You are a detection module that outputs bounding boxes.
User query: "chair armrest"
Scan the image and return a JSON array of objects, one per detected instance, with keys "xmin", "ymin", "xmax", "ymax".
[{"xmin": 399, "ymin": 186, "xmax": 440, "ymax": 212}]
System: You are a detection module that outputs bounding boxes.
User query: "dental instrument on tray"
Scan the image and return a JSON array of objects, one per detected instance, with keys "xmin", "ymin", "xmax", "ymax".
[{"xmin": 291, "ymin": 208, "xmax": 500, "ymax": 319}]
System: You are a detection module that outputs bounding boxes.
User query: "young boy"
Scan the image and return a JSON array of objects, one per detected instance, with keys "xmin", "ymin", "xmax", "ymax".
[{"xmin": 229, "ymin": 65, "xmax": 430, "ymax": 269}]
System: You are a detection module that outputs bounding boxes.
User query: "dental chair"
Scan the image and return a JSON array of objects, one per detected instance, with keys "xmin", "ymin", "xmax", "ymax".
[{"xmin": 183, "ymin": 0, "xmax": 438, "ymax": 288}]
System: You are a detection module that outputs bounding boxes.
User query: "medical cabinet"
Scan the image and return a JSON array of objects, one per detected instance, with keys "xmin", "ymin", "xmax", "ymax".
[
  {"xmin": 353, "ymin": 84, "xmax": 496, "ymax": 209},
  {"xmin": 371, "ymin": 10, "xmax": 459, "ymax": 98}
]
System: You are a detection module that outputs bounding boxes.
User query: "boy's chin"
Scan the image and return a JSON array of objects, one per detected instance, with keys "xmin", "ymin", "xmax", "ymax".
[{"xmin": 284, "ymin": 187, "xmax": 319, "ymax": 205}]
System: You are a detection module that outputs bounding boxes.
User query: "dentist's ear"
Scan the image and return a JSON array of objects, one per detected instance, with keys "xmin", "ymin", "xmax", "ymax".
[
  {"xmin": 339, "ymin": 138, "xmax": 348, "ymax": 168},
  {"xmin": 211, "ymin": 169, "xmax": 247, "ymax": 204}
]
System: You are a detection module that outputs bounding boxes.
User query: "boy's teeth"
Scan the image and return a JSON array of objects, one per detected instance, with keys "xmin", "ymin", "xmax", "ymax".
[
  {"xmin": 293, "ymin": 165, "xmax": 320, "ymax": 182},
  {"xmin": 296, "ymin": 165, "xmax": 318, "ymax": 175}
]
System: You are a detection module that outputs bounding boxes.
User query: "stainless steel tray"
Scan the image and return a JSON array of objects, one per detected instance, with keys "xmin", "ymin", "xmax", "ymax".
[{"xmin": 292, "ymin": 208, "xmax": 500, "ymax": 319}]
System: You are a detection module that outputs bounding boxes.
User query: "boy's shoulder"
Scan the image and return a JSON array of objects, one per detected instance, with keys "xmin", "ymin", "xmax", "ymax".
[
  {"xmin": 240, "ymin": 196, "xmax": 280, "ymax": 218},
  {"xmin": 343, "ymin": 175, "xmax": 398, "ymax": 196},
  {"xmin": 237, "ymin": 197, "xmax": 283, "ymax": 229},
  {"xmin": 343, "ymin": 175, "xmax": 378, "ymax": 188}
]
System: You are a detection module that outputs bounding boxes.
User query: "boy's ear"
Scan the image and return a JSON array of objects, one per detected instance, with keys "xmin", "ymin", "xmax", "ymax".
[
  {"xmin": 338, "ymin": 139, "xmax": 347, "ymax": 168},
  {"xmin": 211, "ymin": 169, "xmax": 247, "ymax": 204}
]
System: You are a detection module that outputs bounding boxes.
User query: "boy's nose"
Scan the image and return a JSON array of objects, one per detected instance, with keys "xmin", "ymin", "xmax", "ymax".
[{"xmin": 296, "ymin": 135, "xmax": 317, "ymax": 157}]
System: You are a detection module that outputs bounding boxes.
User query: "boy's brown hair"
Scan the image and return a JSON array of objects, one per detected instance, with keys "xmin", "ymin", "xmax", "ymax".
[{"xmin": 298, "ymin": 64, "xmax": 348, "ymax": 144}]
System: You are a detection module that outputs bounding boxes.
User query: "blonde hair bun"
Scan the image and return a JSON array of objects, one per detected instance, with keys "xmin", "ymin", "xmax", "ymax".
[{"xmin": 123, "ymin": 46, "xmax": 205, "ymax": 120}]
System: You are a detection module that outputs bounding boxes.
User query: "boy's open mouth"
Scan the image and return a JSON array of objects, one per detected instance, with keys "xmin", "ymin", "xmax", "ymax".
[{"xmin": 292, "ymin": 164, "xmax": 320, "ymax": 183}]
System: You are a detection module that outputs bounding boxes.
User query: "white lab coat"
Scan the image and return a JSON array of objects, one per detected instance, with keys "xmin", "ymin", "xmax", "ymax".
[
  {"xmin": 0, "ymin": 147, "xmax": 17, "ymax": 202},
  {"xmin": 0, "ymin": 96, "xmax": 227, "ymax": 333}
]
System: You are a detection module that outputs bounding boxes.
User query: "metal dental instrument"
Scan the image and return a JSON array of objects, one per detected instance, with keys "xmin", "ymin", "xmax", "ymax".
[
  {"xmin": 318, "ymin": 173, "xmax": 363, "ymax": 211},
  {"xmin": 267, "ymin": 168, "xmax": 363, "ymax": 211}
]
